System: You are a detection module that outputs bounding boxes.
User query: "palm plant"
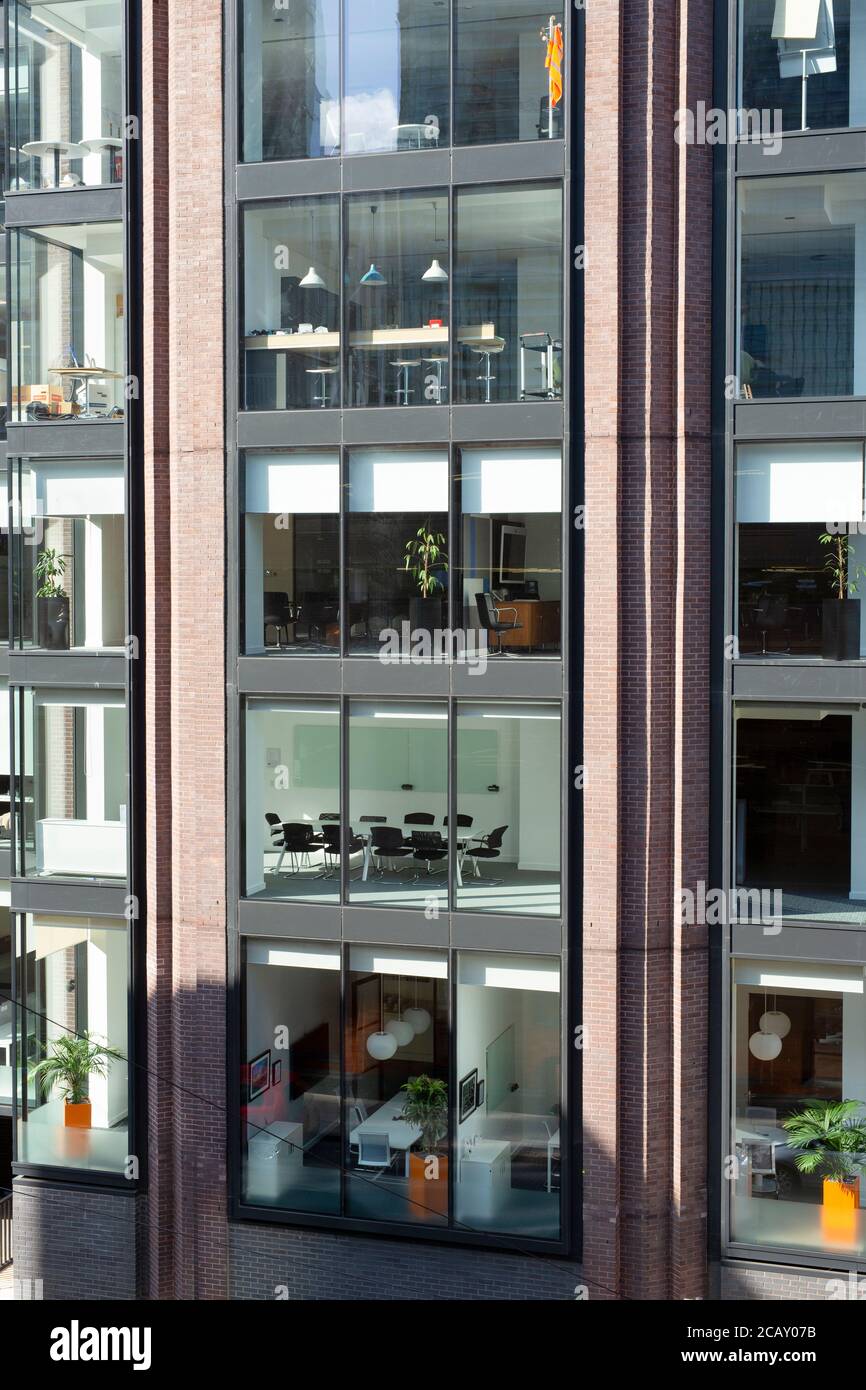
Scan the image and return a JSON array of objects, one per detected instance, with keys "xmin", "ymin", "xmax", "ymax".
[
  {"xmin": 34, "ymin": 547, "xmax": 67, "ymax": 599},
  {"xmin": 30, "ymin": 1031, "xmax": 124, "ymax": 1106},
  {"xmin": 782, "ymin": 1099, "xmax": 866, "ymax": 1185},
  {"xmin": 404, "ymin": 524, "xmax": 448, "ymax": 598},
  {"xmin": 401, "ymin": 1074, "xmax": 448, "ymax": 1155}
]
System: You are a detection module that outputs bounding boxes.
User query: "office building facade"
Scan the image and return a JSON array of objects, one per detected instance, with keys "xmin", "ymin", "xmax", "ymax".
[{"xmin": 0, "ymin": 0, "xmax": 862, "ymax": 1304}]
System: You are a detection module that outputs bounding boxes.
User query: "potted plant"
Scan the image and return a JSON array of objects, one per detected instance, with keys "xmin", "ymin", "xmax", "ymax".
[
  {"xmin": 782, "ymin": 1100, "xmax": 866, "ymax": 1231},
  {"xmin": 819, "ymin": 531, "xmax": 866, "ymax": 660},
  {"xmin": 35, "ymin": 547, "xmax": 70, "ymax": 650},
  {"xmin": 401, "ymin": 1074, "xmax": 448, "ymax": 1217},
  {"xmin": 404, "ymin": 523, "xmax": 447, "ymax": 632},
  {"xmin": 30, "ymin": 1031, "xmax": 124, "ymax": 1128}
]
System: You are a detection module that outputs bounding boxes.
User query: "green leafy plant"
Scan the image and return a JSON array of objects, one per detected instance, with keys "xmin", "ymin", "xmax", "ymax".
[
  {"xmin": 34, "ymin": 547, "xmax": 68, "ymax": 600},
  {"xmin": 819, "ymin": 531, "xmax": 866, "ymax": 600},
  {"xmin": 401, "ymin": 1074, "xmax": 448, "ymax": 1155},
  {"xmin": 30, "ymin": 1031, "xmax": 124, "ymax": 1106},
  {"xmin": 782, "ymin": 1099, "xmax": 866, "ymax": 1185},
  {"xmin": 404, "ymin": 524, "xmax": 448, "ymax": 599}
]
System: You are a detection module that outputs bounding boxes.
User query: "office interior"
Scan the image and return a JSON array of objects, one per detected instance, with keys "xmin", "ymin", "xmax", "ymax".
[{"xmin": 739, "ymin": 0, "xmax": 866, "ymax": 134}]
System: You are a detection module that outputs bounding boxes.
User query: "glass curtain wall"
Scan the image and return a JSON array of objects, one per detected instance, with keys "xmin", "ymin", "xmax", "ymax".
[
  {"xmin": 343, "ymin": 0, "xmax": 450, "ymax": 154},
  {"xmin": 740, "ymin": 0, "xmax": 864, "ymax": 134},
  {"xmin": 241, "ymin": 0, "xmax": 340, "ymax": 162},
  {"xmin": 454, "ymin": 1, "xmax": 565, "ymax": 144}
]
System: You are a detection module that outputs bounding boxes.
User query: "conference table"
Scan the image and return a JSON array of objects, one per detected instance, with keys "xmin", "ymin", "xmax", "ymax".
[{"xmin": 349, "ymin": 1093, "xmax": 422, "ymax": 1175}]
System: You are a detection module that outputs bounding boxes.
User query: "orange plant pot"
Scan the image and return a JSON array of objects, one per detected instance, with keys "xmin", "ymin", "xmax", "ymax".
[
  {"xmin": 408, "ymin": 1151, "xmax": 449, "ymax": 1219},
  {"xmin": 821, "ymin": 1176, "xmax": 861, "ymax": 1242},
  {"xmin": 64, "ymin": 1100, "xmax": 92, "ymax": 1129}
]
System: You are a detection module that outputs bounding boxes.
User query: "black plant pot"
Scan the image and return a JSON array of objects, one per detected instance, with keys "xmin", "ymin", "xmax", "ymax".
[
  {"xmin": 822, "ymin": 597, "xmax": 861, "ymax": 661},
  {"xmin": 38, "ymin": 595, "xmax": 71, "ymax": 650},
  {"xmin": 409, "ymin": 595, "xmax": 444, "ymax": 635}
]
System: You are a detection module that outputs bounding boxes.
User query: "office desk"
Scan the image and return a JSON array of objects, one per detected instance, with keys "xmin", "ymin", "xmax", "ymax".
[
  {"xmin": 458, "ymin": 1138, "xmax": 511, "ymax": 1220},
  {"xmin": 497, "ymin": 599, "xmax": 561, "ymax": 652},
  {"xmin": 349, "ymin": 1093, "xmax": 422, "ymax": 1174}
]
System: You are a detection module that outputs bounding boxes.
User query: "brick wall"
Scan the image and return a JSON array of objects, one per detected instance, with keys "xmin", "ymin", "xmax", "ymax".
[
  {"xmin": 12, "ymin": 1178, "xmax": 138, "ymax": 1300},
  {"xmin": 719, "ymin": 1261, "xmax": 859, "ymax": 1301}
]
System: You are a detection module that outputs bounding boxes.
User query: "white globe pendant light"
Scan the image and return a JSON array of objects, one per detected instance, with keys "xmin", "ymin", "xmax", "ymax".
[
  {"xmin": 760, "ymin": 1010, "xmax": 791, "ymax": 1039},
  {"xmin": 749, "ymin": 1029, "xmax": 782, "ymax": 1061},
  {"xmin": 367, "ymin": 1030, "xmax": 398, "ymax": 1061},
  {"xmin": 404, "ymin": 1007, "xmax": 431, "ymax": 1035},
  {"xmin": 385, "ymin": 1017, "xmax": 415, "ymax": 1047}
]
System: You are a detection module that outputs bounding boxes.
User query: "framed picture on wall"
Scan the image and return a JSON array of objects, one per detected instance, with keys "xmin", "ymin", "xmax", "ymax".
[
  {"xmin": 271, "ymin": 1060, "xmax": 282, "ymax": 1086},
  {"xmin": 459, "ymin": 1068, "xmax": 478, "ymax": 1123},
  {"xmin": 249, "ymin": 1050, "xmax": 271, "ymax": 1100}
]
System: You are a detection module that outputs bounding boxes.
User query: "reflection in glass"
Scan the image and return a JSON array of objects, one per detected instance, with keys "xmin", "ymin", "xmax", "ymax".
[
  {"xmin": 243, "ymin": 199, "xmax": 341, "ymax": 410},
  {"xmin": 244, "ymin": 699, "xmax": 340, "ymax": 903},
  {"xmin": 348, "ymin": 702, "xmax": 448, "ymax": 910},
  {"xmin": 16, "ymin": 913, "xmax": 129, "ymax": 1173},
  {"xmin": 740, "ymin": 0, "xmax": 862, "ymax": 135},
  {"xmin": 345, "ymin": 192, "xmax": 449, "ymax": 407},
  {"xmin": 455, "ymin": 2, "xmax": 565, "ymax": 145},
  {"xmin": 241, "ymin": 0, "xmax": 340, "ymax": 162},
  {"xmin": 455, "ymin": 703, "xmax": 561, "ymax": 916},
  {"xmin": 242, "ymin": 939, "xmax": 341, "ymax": 1214},
  {"xmin": 0, "ymin": 908, "xmax": 11, "ymax": 1108},
  {"xmin": 345, "ymin": 945, "xmax": 449, "ymax": 1225},
  {"xmin": 454, "ymin": 183, "xmax": 563, "ymax": 403},
  {"xmin": 455, "ymin": 951, "xmax": 561, "ymax": 1238},
  {"xmin": 344, "ymin": 0, "xmax": 449, "ymax": 154}
]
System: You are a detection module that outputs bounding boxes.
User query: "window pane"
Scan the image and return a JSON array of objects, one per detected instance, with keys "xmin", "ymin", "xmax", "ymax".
[
  {"xmin": 731, "ymin": 957, "xmax": 866, "ymax": 1259},
  {"xmin": 243, "ymin": 198, "xmax": 341, "ymax": 411},
  {"xmin": 0, "ymin": 906, "xmax": 11, "ymax": 1109},
  {"xmin": 738, "ymin": 172, "xmax": 866, "ymax": 400},
  {"xmin": 455, "ymin": 2, "xmax": 565, "ymax": 146},
  {"xmin": 344, "ymin": 0, "xmax": 449, "ymax": 154},
  {"xmin": 345, "ymin": 945, "xmax": 449, "ymax": 1225},
  {"xmin": 456, "ymin": 951, "xmax": 561, "ymax": 1238},
  {"xmin": 456, "ymin": 702, "xmax": 561, "ymax": 916},
  {"xmin": 9, "ymin": 1, "xmax": 124, "ymax": 190},
  {"xmin": 241, "ymin": 0, "xmax": 340, "ymax": 162},
  {"xmin": 11, "ymin": 223, "xmax": 125, "ymax": 422},
  {"xmin": 457, "ymin": 447, "xmax": 562, "ymax": 656},
  {"xmin": 345, "ymin": 191, "xmax": 449, "ymax": 408},
  {"xmin": 346, "ymin": 448, "xmax": 449, "ymax": 653},
  {"xmin": 740, "ymin": 0, "xmax": 862, "ymax": 135},
  {"xmin": 17, "ymin": 913, "xmax": 129, "ymax": 1173},
  {"xmin": 348, "ymin": 701, "xmax": 449, "ymax": 910},
  {"xmin": 242, "ymin": 452, "xmax": 340, "ymax": 655},
  {"xmin": 242, "ymin": 939, "xmax": 341, "ymax": 1214},
  {"xmin": 0, "ymin": 680, "xmax": 9, "ymax": 848},
  {"xmin": 244, "ymin": 699, "xmax": 340, "ymax": 903},
  {"xmin": 454, "ymin": 183, "xmax": 562, "ymax": 404}
]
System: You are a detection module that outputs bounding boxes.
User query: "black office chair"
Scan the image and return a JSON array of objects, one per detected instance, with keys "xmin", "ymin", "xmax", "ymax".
[
  {"xmin": 370, "ymin": 826, "xmax": 413, "ymax": 875},
  {"xmin": 263, "ymin": 591, "xmax": 292, "ymax": 648},
  {"xmin": 403, "ymin": 811, "xmax": 436, "ymax": 846},
  {"xmin": 265, "ymin": 812, "xmax": 285, "ymax": 874},
  {"xmin": 475, "ymin": 592, "xmax": 522, "ymax": 654},
  {"xmin": 754, "ymin": 594, "xmax": 789, "ymax": 655},
  {"xmin": 463, "ymin": 825, "xmax": 508, "ymax": 885},
  {"xmin": 278, "ymin": 822, "xmax": 317, "ymax": 874},
  {"xmin": 444, "ymin": 814, "xmax": 473, "ymax": 854},
  {"xmin": 320, "ymin": 823, "xmax": 364, "ymax": 879},
  {"xmin": 411, "ymin": 829, "xmax": 448, "ymax": 877}
]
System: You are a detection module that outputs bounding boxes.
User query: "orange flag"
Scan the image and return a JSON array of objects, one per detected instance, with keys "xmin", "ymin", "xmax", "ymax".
[{"xmin": 545, "ymin": 23, "xmax": 564, "ymax": 108}]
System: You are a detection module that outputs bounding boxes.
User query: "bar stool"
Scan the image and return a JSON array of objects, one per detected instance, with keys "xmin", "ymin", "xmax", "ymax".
[
  {"xmin": 468, "ymin": 342, "xmax": 504, "ymax": 403},
  {"xmin": 391, "ymin": 358, "xmax": 421, "ymax": 405},
  {"xmin": 423, "ymin": 355, "xmax": 448, "ymax": 404},
  {"xmin": 306, "ymin": 366, "xmax": 338, "ymax": 408}
]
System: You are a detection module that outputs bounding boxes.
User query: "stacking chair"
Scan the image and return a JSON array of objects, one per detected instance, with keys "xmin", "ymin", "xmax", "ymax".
[
  {"xmin": 463, "ymin": 825, "xmax": 508, "ymax": 885},
  {"xmin": 279, "ymin": 822, "xmax": 317, "ymax": 874},
  {"xmin": 370, "ymin": 826, "xmax": 413, "ymax": 875},
  {"xmin": 356, "ymin": 1132, "xmax": 396, "ymax": 1179},
  {"xmin": 410, "ymin": 829, "xmax": 448, "ymax": 877},
  {"xmin": 320, "ymin": 823, "xmax": 364, "ymax": 879},
  {"xmin": 403, "ymin": 811, "xmax": 435, "ymax": 846}
]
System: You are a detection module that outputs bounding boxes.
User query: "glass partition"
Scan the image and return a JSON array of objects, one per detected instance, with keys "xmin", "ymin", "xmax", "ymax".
[
  {"xmin": 242, "ymin": 938, "xmax": 341, "ymax": 1214},
  {"xmin": 0, "ymin": 908, "xmax": 11, "ymax": 1109},
  {"xmin": 454, "ymin": 2, "xmax": 565, "ymax": 145},
  {"xmin": 345, "ymin": 190, "xmax": 449, "ymax": 407},
  {"xmin": 0, "ymin": 681, "xmax": 9, "ymax": 844},
  {"xmin": 738, "ymin": 172, "xmax": 866, "ymax": 400},
  {"xmin": 343, "ymin": 0, "xmax": 449, "ymax": 155},
  {"xmin": 11, "ymin": 222, "xmax": 125, "ymax": 422},
  {"xmin": 16, "ymin": 912, "xmax": 129, "ymax": 1172},
  {"xmin": 740, "ymin": 0, "xmax": 864, "ymax": 135},
  {"xmin": 455, "ymin": 951, "xmax": 561, "ymax": 1238},
  {"xmin": 242, "ymin": 198, "xmax": 341, "ymax": 410},
  {"xmin": 16, "ymin": 687, "xmax": 128, "ymax": 881},
  {"xmin": 9, "ymin": 1, "xmax": 124, "ymax": 189},
  {"xmin": 453, "ymin": 182, "xmax": 563, "ymax": 403},
  {"xmin": 241, "ymin": 0, "xmax": 340, "ymax": 163},
  {"xmin": 243, "ymin": 699, "xmax": 340, "ymax": 903}
]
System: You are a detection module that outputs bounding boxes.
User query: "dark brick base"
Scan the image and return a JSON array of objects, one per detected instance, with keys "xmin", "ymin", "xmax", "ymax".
[
  {"xmin": 12, "ymin": 1177, "xmax": 139, "ymax": 1300},
  {"xmin": 719, "ymin": 1260, "xmax": 863, "ymax": 1301},
  {"xmin": 229, "ymin": 1222, "xmax": 582, "ymax": 1301}
]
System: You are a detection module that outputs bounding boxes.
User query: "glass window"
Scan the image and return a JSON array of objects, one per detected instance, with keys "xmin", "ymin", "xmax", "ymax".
[
  {"xmin": 16, "ymin": 687, "xmax": 128, "ymax": 881},
  {"xmin": 738, "ymin": 172, "xmax": 866, "ymax": 401},
  {"xmin": 734, "ymin": 705, "xmax": 866, "ymax": 925},
  {"xmin": 345, "ymin": 191, "xmax": 449, "ymax": 408},
  {"xmin": 12, "ymin": 457, "xmax": 125, "ymax": 651},
  {"xmin": 241, "ymin": 0, "xmax": 340, "ymax": 163},
  {"xmin": 10, "ymin": 222, "xmax": 125, "ymax": 422},
  {"xmin": 242, "ymin": 452, "xmax": 340, "ymax": 655},
  {"xmin": 0, "ymin": 681, "xmax": 9, "ymax": 845},
  {"xmin": 242, "ymin": 198, "xmax": 341, "ymax": 411},
  {"xmin": 9, "ymin": 1, "xmax": 124, "ymax": 190},
  {"xmin": 456, "ymin": 702, "xmax": 561, "ymax": 916},
  {"xmin": 0, "ymin": 907, "xmax": 11, "ymax": 1109},
  {"xmin": 453, "ymin": 182, "xmax": 562, "ymax": 403},
  {"xmin": 454, "ymin": 3, "xmax": 565, "ymax": 146},
  {"xmin": 16, "ymin": 912, "xmax": 129, "ymax": 1173},
  {"xmin": 346, "ymin": 448, "xmax": 449, "ymax": 652},
  {"xmin": 455, "ymin": 951, "xmax": 561, "ymax": 1238},
  {"xmin": 241, "ymin": 938, "xmax": 341, "ymax": 1214},
  {"xmin": 735, "ymin": 442, "xmax": 866, "ymax": 659},
  {"xmin": 740, "ymin": 0, "xmax": 863, "ymax": 135},
  {"xmin": 457, "ymin": 446, "xmax": 562, "ymax": 655},
  {"xmin": 731, "ymin": 955, "xmax": 866, "ymax": 1260},
  {"xmin": 0, "ymin": 225, "xmax": 7, "ymax": 430},
  {"xmin": 344, "ymin": 0, "xmax": 449, "ymax": 155},
  {"xmin": 345, "ymin": 945, "xmax": 449, "ymax": 1225},
  {"xmin": 348, "ymin": 701, "xmax": 448, "ymax": 910},
  {"xmin": 243, "ymin": 699, "xmax": 340, "ymax": 903}
]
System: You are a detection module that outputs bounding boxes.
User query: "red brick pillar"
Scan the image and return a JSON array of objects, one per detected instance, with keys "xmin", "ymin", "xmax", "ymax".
[
  {"xmin": 582, "ymin": 0, "xmax": 711, "ymax": 1302},
  {"xmin": 141, "ymin": 0, "xmax": 227, "ymax": 1300}
]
